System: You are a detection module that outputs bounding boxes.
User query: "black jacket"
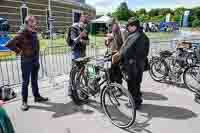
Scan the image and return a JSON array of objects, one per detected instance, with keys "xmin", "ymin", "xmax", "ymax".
[
  {"xmin": 70, "ymin": 23, "xmax": 89, "ymax": 51},
  {"xmin": 120, "ymin": 31, "xmax": 149, "ymax": 65}
]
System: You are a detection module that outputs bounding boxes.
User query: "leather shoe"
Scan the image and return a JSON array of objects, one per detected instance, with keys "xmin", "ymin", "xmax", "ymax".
[{"xmin": 34, "ymin": 96, "xmax": 48, "ymax": 103}]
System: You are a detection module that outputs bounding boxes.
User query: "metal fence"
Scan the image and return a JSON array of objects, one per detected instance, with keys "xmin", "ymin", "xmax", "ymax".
[
  {"xmin": 1, "ymin": 38, "xmax": 200, "ymax": 88},
  {"xmin": 0, "ymin": 46, "xmax": 97, "ymax": 87}
]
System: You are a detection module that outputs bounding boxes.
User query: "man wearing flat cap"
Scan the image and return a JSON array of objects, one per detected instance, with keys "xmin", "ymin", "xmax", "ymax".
[{"xmin": 119, "ymin": 17, "xmax": 150, "ymax": 109}]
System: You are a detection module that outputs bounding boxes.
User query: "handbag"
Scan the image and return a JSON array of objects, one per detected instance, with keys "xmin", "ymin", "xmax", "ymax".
[
  {"xmin": 0, "ymin": 85, "xmax": 16, "ymax": 101},
  {"xmin": 112, "ymin": 52, "xmax": 121, "ymax": 64},
  {"xmin": 112, "ymin": 38, "xmax": 129, "ymax": 64}
]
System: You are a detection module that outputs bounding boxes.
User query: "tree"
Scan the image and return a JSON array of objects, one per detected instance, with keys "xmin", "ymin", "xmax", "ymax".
[
  {"xmin": 159, "ymin": 8, "xmax": 173, "ymax": 16},
  {"xmin": 106, "ymin": 12, "xmax": 112, "ymax": 17},
  {"xmin": 173, "ymin": 7, "xmax": 186, "ymax": 25},
  {"xmin": 129, "ymin": 10, "xmax": 137, "ymax": 17},
  {"xmin": 174, "ymin": 7, "xmax": 185, "ymax": 15},
  {"xmin": 112, "ymin": 2, "xmax": 131, "ymax": 21},
  {"xmin": 149, "ymin": 9, "xmax": 160, "ymax": 17},
  {"xmin": 192, "ymin": 7, "xmax": 200, "ymax": 19},
  {"xmin": 189, "ymin": 7, "xmax": 200, "ymax": 27},
  {"xmin": 136, "ymin": 8, "xmax": 147, "ymax": 16},
  {"xmin": 192, "ymin": 19, "xmax": 200, "ymax": 27}
]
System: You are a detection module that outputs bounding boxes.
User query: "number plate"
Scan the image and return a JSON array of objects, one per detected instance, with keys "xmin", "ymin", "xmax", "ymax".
[{"xmin": 87, "ymin": 65, "xmax": 96, "ymax": 75}]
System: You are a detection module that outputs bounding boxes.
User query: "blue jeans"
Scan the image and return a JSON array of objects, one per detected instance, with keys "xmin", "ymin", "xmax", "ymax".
[
  {"xmin": 72, "ymin": 49, "xmax": 86, "ymax": 60},
  {"xmin": 21, "ymin": 57, "xmax": 40, "ymax": 102}
]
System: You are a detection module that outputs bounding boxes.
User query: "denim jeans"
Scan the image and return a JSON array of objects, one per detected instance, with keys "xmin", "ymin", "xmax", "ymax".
[{"xmin": 21, "ymin": 56, "xmax": 40, "ymax": 102}]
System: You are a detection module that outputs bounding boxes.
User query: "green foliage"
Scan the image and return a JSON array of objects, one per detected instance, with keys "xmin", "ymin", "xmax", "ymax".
[
  {"xmin": 136, "ymin": 8, "xmax": 147, "ymax": 15},
  {"xmin": 174, "ymin": 7, "xmax": 186, "ymax": 15},
  {"xmin": 149, "ymin": 9, "xmax": 160, "ymax": 17},
  {"xmin": 112, "ymin": 2, "xmax": 131, "ymax": 21},
  {"xmin": 192, "ymin": 19, "xmax": 200, "ymax": 27},
  {"xmin": 150, "ymin": 15, "xmax": 165, "ymax": 22},
  {"xmin": 191, "ymin": 7, "xmax": 200, "ymax": 18},
  {"xmin": 111, "ymin": 2, "xmax": 200, "ymax": 27},
  {"xmin": 158, "ymin": 8, "xmax": 173, "ymax": 16}
]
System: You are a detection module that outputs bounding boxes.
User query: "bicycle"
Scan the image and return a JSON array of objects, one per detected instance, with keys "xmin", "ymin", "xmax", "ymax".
[
  {"xmin": 70, "ymin": 53, "xmax": 136, "ymax": 128},
  {"xmin": 149, "ymin": 46, "xmax": 200, "ymax": 96}
]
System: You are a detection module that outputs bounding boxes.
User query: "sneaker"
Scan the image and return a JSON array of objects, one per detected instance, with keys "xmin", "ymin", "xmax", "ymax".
[
  {"xmin": 21, "ymin": 102, "xmax": 29, "ymax": 111},
  {"xmin": 34, "ymin": 96, "xmax": 48, "ymax": 103}
]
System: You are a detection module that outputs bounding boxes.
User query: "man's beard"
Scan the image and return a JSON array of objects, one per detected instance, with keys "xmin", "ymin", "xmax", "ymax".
[{"xmin": 29, "ymin": 25, "xmax": 37, "ymax": 32}]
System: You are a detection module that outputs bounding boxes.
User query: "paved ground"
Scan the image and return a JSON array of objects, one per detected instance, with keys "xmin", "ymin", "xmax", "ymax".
[{"xmin": 3, "ymin": 72, "xmax": 200, "ymax": 133}]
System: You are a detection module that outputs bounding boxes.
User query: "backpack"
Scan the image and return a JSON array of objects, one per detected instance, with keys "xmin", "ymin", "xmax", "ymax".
[
  {"xmin": 66, "ymin": 25, "xmax": 80, "ymax": 47},
  {"xmin": 66, "ymin": 26, "xmax": 73, "ymax": 47},
  {"xmin": 0, "ymin": 85, "xmax": 16, "ymax": 101}
]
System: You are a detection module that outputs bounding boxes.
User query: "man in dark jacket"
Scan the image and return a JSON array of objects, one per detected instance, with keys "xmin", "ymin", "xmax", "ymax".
[
  {"xmin": 68, "ymin": 15, "xmax": 89, "ymax": 96},
  {"xmin": 69, "ymin": 15, "xmax": 89, "ymax": 59},
  {"xmin": 120, "ymin": 18, "xmax": 149, "ymax": 109},
  {"xmin": 6, "ymin": 16, "xmax": 48, "ymax": 111}
]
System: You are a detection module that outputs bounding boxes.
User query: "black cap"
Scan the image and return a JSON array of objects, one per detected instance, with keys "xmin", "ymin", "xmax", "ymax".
[{"xmin": 127, "ymin": 17, "xmax": 140, "ymax": 28}]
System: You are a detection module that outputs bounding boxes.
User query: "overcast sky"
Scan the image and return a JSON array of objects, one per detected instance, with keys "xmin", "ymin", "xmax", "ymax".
[{"xmin": 86, "ymin": 0, "xmax": 200, "ymax": 14}]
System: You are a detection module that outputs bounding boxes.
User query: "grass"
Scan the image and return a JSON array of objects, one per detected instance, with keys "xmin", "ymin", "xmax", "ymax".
[
  {"xmin": 146, "ymin": 32, "xmax": 178, "ymax": 40},
  {"xmin": 0, "ymin": 32, "xmax": 178, "ymax": 60}
]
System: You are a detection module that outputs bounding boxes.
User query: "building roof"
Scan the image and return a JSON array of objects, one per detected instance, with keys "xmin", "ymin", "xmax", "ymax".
[{"xmin": 91, "ymin": 15, "xmax": 112, "ymax": 24}]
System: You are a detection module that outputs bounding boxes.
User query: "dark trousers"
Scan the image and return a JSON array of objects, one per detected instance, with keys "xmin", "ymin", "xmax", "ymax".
[
  {"xmin": 110, "ymin": 64, "xmax": 123, "ymax": 84},
  {"xmin": 126, "ymin": 60, "xmax": 145, "ymax": 103},
  {"xmin": 21, "ymin": 57, "xmax": 40, "ymax": 102}
]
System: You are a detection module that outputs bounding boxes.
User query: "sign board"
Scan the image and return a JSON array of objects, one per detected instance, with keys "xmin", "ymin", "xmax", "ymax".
[{"xmin": 183, "ymin": 10, "xmax": 190, "ymax": 27}]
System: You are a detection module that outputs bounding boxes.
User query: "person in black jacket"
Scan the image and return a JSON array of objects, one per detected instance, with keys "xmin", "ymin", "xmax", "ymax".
[
  {"xmin": 68, "ymin": 15, "xmax": 89, "ymax": 97},
  {"xmin": 120, "ymin": 18, "xmax": 149, "ymax": 109}
]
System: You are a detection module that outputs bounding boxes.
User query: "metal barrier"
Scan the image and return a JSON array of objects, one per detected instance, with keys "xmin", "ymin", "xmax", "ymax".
[
  {"xmin": 0, "ymin": 52, "xmax": 21, "ymax": 86},
  {"xmin": 0, "ymin": 52, "xmax": 44, "ymax": 87},
  {"xmin": 43, "ymin": 46, "xmax": 72, "ymax": 78},
  {"xmin": 1, "ymin": 39, "xmax": 200, "ymax": 88}
]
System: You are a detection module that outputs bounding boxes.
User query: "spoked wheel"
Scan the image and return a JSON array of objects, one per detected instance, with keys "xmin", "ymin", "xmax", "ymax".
[
  {"xmin": 70, "ymin": 66, "xmax": 89, "ymax": 104},
  {"xmin": 149, "ymin": 60, "xmax": 168, "ymax": 82},
  {"xmin": 183, "ymin": 65, "xmax": 200, "ymax": 95},
  {"xmin": 74, "ymin": 68, "xmax": 89, "ymax": 102},
  {"xmin": 101, "ymin": 83, "xmax": 136, "ymax": 129}
]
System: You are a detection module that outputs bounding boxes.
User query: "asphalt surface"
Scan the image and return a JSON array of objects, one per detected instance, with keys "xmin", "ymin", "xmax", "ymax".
[{"xmin": 3, "ymin": 72, "xmax": 200, "ymax": 133}]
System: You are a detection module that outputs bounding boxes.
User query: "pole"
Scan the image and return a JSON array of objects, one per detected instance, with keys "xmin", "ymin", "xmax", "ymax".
[
  {"xmin": 20, "ymin": 0, "xmax": 28, "ymax": 26},
  {"xmin": 48, "ymin": 0, "xmax": 53, "ymax": 47},
  {"xmin": 180, "ymin": 15, "xmax": 183, "ymax": 27}
]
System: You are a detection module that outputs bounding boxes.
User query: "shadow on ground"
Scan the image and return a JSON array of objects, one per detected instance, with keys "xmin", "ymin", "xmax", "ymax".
[
  {"xmin": 139, "ymin": 104, "xmax": 197, "ymax": 120},
  {"xmin": 29, "ymin": 97, "xmax": 197, "ymax": 133},
  {"xmin": 29, "ymin": 101, "xmax": 94, "ymax": 118},
  {"xmin": 142, "ymin": 92, "xmax": 168, "ymax": 101}
]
